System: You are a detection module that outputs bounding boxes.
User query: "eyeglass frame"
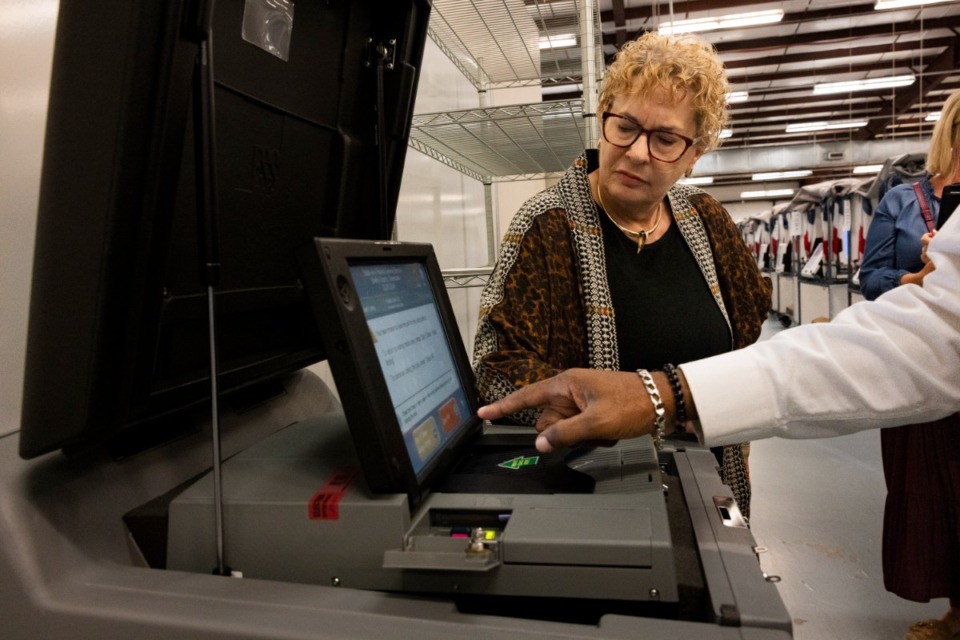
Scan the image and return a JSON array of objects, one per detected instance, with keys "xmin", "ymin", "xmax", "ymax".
[{"xmin": 600, "ymin": 111, "xmax": 699, "ymax": 163}]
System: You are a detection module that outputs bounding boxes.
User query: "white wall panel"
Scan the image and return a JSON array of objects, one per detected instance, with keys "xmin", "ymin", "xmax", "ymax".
[
  {"xmin": 393, "ymin": 38, "xmax": 487, "ymax": 360},
  {"xmin": 0, "ymin": 0, "xmax": 58, "ymax": 438}
]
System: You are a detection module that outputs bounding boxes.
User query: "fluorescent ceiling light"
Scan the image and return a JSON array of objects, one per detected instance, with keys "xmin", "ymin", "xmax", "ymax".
[
  {"xmin": 741, "ymin": 189, "xmax": 795, "ymax": 199},
  {"xmin": 853, "ymin": 164, "xmax": 884, "ymax": 174},
  {"xmin": 542, "ymin": 83, "xmax": 582, "ymax": 96},
  {"xmin": 752, "ymin": 170, "xmax": 812, "ymax": 181},
  {"xmin": 726, "ymin": 91, "xmax": 749, "ymax": 104},
  {"xmin": 813, "ymin": 75, "xmax": 915, "ymax": 95},
  {"xmin": 719, "ymin": 129, "xmax": 733, "ymax": 139},
  {"xmin": 875, "ymin": 0, "xmax": 954, "ymax": 10},
  {"xmin": 539, "ymin": 34, "xmax": 577, "ymax": 49},
  {"xmin": 659, "ymin": 9, "xmax": 783, "ymax": 35},
  {"xmin": 680, "ymin": 176, "xmax": 714, "ymax": 185},
  {"xmin": 786, "ymin": 120, "xmax": 868, "ymax": 133},
  {"xmin": 926, "ymin": 112, "xmax": 941, "ymax": 122}
]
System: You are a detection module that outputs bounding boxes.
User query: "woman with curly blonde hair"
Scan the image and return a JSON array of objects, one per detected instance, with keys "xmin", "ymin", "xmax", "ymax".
[{"xmin": 473, "ymin": 31, "xmax": 770, "ymax": 517}]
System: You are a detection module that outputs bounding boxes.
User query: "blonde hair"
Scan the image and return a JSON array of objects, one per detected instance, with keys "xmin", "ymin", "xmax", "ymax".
[
  {"xmin": 927, "ymin": 89, "xmax": 960, "ymax": 176},
  {"xmin": 597, "ymin": 31, "xmax": 730, "ymax": 153}
]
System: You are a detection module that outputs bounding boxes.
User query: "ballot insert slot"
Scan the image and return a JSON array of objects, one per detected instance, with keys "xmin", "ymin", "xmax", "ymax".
[
  {"xmin": 382, "ymin": 508, "xmax": 508, "ymax": 572},
  {"xmin": 428, "ymin": 508, "xmax": 511, "ymax": 530}
]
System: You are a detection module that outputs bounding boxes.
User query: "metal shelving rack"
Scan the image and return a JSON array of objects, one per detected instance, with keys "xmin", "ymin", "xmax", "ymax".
[{"xmin": 414, "ymin": 0, "xmax": 602, "ymax": 288}]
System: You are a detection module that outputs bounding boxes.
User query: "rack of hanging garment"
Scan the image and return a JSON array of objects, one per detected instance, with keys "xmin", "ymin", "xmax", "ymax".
[
  {"xmin": 754, "ymin": 203, "xmax": 789, "ymax": 326},
  {"xmin": 821, "ymin": 177, "xmax": 874, "ymax": 285},
  {"xmin": 787, "ymin": 180, "xmax": 852, "ymax": 323},
  {"xmin": 767, "ymin": 202, "xmax": 792, "ymax": 276},
  {"xmin": 745, "ymin": 208, "xmax": 777, "ymax": 272},
  {"xmin": 737, "ymin": 216, "xmax": 757, "ymax": 262},
  {"xmin": 769, "ymin": 199, "xmax": 814, "ymax": 327},
  {"xmin": 845, "ymin": 177, "xmax": 874, "ymax": 297},
  {"xmin": 788, "ymin": 180, "xmax": 834, "ymax": 282}
]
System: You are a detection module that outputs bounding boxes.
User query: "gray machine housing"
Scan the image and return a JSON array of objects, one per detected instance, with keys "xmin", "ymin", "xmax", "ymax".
[{"xmin": 1, "ymin": 372, "xmax": 792, "ymax": 639}]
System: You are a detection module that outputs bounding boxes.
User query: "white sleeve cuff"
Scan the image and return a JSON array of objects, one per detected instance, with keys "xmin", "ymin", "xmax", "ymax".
[{"xmin": 679, "ymin": 349, "xmax": 780, "ymax": 447}]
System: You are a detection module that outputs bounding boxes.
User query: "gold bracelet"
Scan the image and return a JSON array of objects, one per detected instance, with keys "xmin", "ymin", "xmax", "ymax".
[{"xmin": 637, "ymin": 369, "xmax": 666, "ymax": 450}]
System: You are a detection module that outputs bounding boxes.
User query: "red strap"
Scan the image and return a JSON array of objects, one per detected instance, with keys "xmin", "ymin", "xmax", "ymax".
[{"xmin": 912, "ymin": 182, "xmax": 936, "ymax": 233}]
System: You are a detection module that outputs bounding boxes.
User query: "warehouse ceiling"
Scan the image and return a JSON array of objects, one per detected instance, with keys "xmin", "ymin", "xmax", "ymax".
[
  {"xmin": 424, "ymin": 0, "xmax": 960, "ymax": 190},
  {"xmin": 584, "ymin": 0, "xmax": 960, "ymax": 187}
]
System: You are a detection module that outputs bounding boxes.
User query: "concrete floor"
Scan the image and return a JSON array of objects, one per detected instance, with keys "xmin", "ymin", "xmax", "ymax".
[{"xmin": 747, "ymin": 317, "xmax": 950, "ymax": 640}]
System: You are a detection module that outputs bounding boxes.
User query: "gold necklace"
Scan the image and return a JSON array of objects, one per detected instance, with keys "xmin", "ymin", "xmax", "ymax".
[{"xmin": 596, "ymin": 186, "xmax": 663, "ymax": 254}]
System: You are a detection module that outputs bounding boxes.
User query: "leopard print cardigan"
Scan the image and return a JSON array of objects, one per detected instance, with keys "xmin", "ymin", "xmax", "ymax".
[{"xmin": 473, "ymin": 153, "xmax": 772, "ymax": 518}]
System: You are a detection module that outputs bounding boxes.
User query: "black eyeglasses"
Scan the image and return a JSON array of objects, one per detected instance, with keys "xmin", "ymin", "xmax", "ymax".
[{"xmin": 601, "ymin": 111, "xmax": 698, "ymax": 163}]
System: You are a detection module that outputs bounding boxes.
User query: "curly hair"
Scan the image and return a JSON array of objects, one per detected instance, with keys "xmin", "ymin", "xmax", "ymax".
[
  {"xmin": 597, "ymin": 31, "xmax": 730, "ymax": 153},
  {"xmin": 926, "ymin": 89, "xmax": 960, "ymax": 176}
]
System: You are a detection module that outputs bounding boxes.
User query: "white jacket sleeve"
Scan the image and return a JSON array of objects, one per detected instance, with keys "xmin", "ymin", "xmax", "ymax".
[{"xmin": 680, "ymin": 212, "xmax": 960, "ymax": 448}]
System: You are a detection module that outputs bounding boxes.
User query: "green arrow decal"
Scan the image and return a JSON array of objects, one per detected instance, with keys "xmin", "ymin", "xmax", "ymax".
[{"xmin": 498, "ymin": 455, "xmax": 540, "ymax": 470}]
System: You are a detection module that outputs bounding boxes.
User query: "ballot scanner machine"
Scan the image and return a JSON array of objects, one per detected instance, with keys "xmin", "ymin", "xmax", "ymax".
[{"xmin": 164, "ymin": 239, "xmax": 779, "ymax": 614}]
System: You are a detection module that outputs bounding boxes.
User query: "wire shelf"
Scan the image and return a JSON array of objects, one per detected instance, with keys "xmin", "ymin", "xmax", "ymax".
[
  {"xmin": 409, "ymin": 99, "xmax": 588, "ymax": 181},
  {"xmin": 427, "ymin": 0, "xmax": 602, "ymax": 89},
  {"xmin": 441, "ymin": 267, "xmax": 492, "ymax": 289}
]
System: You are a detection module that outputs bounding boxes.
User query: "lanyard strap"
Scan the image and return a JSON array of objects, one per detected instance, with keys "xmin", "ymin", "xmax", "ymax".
[{"xmin": 912, "ymin": 182, "xmax": 936, "ymax": 233}]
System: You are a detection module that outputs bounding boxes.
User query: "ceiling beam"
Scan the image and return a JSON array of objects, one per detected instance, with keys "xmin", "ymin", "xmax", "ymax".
[
  {"xmin": 730, "ymin": 61, "xmax": 910, "ymax": 87},
  {"xmin": 602, "ymin": 14, "xmax": 960, "ymax": 54},
  {"xmin": 610, "ymin": 0, "xmax": 627, "ymax": 49},
  {"xmin": 597, "ymin": 1, "xmax": 876, "ymax": 23},
  {"xmin": 854, "ymin": 38, "xmax": 960, "ymax": 140},
  {"xmin": 722, "ymin": 37, "xmax": 955, "ymax": 71}
]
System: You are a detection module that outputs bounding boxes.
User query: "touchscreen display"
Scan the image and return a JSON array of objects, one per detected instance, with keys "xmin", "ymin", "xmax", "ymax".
[{"xmin": 349, "ymin": 262, "xmax": 473, "ymax": 475}]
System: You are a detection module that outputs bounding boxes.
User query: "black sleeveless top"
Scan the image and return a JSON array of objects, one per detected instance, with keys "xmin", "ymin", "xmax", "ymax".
[{"xmin": 598, "ymin": 209, "xmax": 730, "ymax": 372}]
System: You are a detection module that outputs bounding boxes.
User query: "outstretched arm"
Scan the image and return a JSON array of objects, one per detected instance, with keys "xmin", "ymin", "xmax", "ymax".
[{"xmin": 480, "ymin": 215, "xmax": 960, "ymax": 451}]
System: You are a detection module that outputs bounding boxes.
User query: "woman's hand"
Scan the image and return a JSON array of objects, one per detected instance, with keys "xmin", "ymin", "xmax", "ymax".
[
  {"xmin": 920, "ymin": 231, "xmax": 936, "ymax": 265},
  {"xmin": 900, "ymin": 261, "xmax": 937, "ymax": 287},
  {"xmin": 899, "ymin": 231, "xmax": 937, "ymax": 287}
]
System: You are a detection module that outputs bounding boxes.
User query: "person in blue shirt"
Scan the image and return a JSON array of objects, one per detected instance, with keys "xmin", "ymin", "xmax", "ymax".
[
  {"xmin": 860, "ymin": 84, "xmax": 957, "ymax": 299},
  {"xmin": 856, "ymin": 88, "xmax": 960, "ymax": 640},
  {"xmin": 859, "ymin": 177, "xmax": 938, "ymax": 298}
]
